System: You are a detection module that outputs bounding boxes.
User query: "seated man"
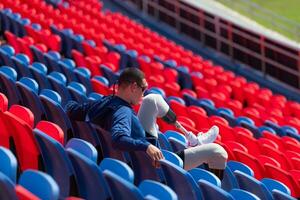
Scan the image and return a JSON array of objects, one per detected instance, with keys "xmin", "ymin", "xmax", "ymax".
[{"xmin": 65, "ymin": 67, "xmax": 228, "ymax": 179}]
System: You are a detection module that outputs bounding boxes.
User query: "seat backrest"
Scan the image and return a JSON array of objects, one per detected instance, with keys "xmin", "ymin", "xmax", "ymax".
[
  {"xmin": 0, "ymin": 66, "xmax": 21, "ymax": 106},
  {"xmin": 158, "ymin": 132, "xmax": 173, "ymax": 151},
  {"xmin": 234, "ymin": 171, "xmax": 273, "ymax": 200},
  {"xmin": 129, "ymin": 151, "xmax": 161, "ymax": 185},
  {"xmin": 164, "ymin": 130, "xmax": 187, "ymax": 145},
  {"xmin": 4, "ymin": 110, "xmax": 39, "ymax": 171},
  {"xmin": 99, "ymin": 158, "xmax": 134, "ymax": 183},
  {"xmin": 139, "ymin": 180, "xmax": 178, "ymax": 200},
  {"xmin": 261, "ymin": 178, "xmax": 291, "ymax": 196},
  {"xmin": 15, "ymin": 185, "xmax": 40, "ymax": 200},
  {"xmin": 198, "ymin": 180, "xmax": 234, "ymax": 200},
  {"xmin": 39, "ymin": 91, "xmax": 74, "ymax": 142},
  {"xmin": 230, "ymin": 189, "xmax": 260, "ymax": 200},
  {"xmin": 102, "ymin": 170, "xmax": 144, "ymax": 200},
  {"xmin": 272, "ymin": 189, "xmax": 297, "ymax": 200},
  {"xmin": 0, "ymin": 147, "xmax": 17, "ymax": 183},
  {"xmin": 162, "ymin": 149, "xmax": 183, "ymax": 168},
  {"xmin": 66, "ymin": 149, "xmax": 109, "ymax": 200},
  {"xmin": 66, "ymin": 138, "xmax": 98, "ymax": 163},
  {"xmin": 168, "ymin": 138, "xmax": 187, "ymax": 152},
  {"xmin": 33, "ymin": 129, "xmax": 73, "ymax": 198},
  {"xmin": 189, "ymin": 168, "xmax": 221, "ymax": 187},
  {"xmin": 0, "ymin": 172, "xmax": 18, "ymax": 200},
  {"xmin": 160, "ymin": 160, "xmax": 202, "ymax": 200},
  {"xmin": 19, "ymin": 170, "xmax": 59, "ymax": 200},
  {"xmin": 227, "ymin": 161, "xmax": 254, "ymax": 177},
  {"xmin": 92, "ymin": 125, "xmax": 126, "ymax": 162}
]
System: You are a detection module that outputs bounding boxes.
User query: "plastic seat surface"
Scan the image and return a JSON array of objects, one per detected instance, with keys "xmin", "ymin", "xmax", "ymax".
[{"xmin": 66, "ymin": 149, "xmax": 110, "ymax": 200}]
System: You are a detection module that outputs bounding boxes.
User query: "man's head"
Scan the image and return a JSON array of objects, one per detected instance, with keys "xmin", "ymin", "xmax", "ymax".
[{"xmin": 117, "ymin": 67, "xmax": 148, "ymax": 105}]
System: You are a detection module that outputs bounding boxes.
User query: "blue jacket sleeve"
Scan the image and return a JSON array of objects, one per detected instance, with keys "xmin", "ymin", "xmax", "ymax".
[
  {"xmin": 65, "ymin": 100, "xmax": 96, "ymax": 121},
  {"xmin": 110, "ymin": 107, "xmax": 150, "ymax": 151}
]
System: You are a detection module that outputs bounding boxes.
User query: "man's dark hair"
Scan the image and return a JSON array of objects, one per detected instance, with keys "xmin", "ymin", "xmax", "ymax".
[{"xmin": 118, "ymin": 67, "xmax": 145, "ymax": 87}]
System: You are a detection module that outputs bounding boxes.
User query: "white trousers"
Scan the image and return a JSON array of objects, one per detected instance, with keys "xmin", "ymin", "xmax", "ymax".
[{"xmin": 138, "ymin": 94, "xmax": 228, "ymax": 170}]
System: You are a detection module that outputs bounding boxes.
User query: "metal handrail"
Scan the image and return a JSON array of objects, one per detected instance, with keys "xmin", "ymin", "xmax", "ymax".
[
  {"xmin": 215, "ymin": 0, "xmax": 300, "ymax": 42},
  {"xmin": 125, "ymin": 0, "xmax": 300, "ymax": 88}
]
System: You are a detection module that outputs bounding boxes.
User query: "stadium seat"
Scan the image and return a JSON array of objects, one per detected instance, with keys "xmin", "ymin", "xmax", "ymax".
[
  {"xmin": 16, "ymin": 77, "xmax": 46, "ymax": 125},
  {"xmin": 99, "ymin": 158, "xmax": 134, "ymax": 183},
  {"xmin": 66, "ymin": 149, "xmax": 110, "ymax": 200},
  {"xmin": 198, "ymin": 180, "xmax": 234, "ymax": 200},
  {"xmin": 138, "ymin": 180, "xmax": 178, "ymax": 200},
  {"xmin": 66, "ymin": 138, "xmax": 98, "ymax": 163},
  {"xmin": 0, "ymin": 172, "xmax": 18, "ymax": 200},
  {"xmin": 234, "ymin": 171, "xmax": 273, "ymax": 200},
  {"xmin": 18, "ymin": 170, "xmax": 59, "ymax": 200},
  {"xmin": 0, "ymin": 147, "xmax": 17, "ymax": 183},
  {"xmin": 33, "ymin": 129, "xmax": 76, "ymax": 198},
  {"xmin": 102, "ymin": 170, "xmax": 144, "ymax": 200},
  {"xmin": 160, "ymin": 160, "xmax": 202, "ymax": 200},
  {"xmin": 189, "ymin": 168, "xmax": 221, "ymax": 187}
]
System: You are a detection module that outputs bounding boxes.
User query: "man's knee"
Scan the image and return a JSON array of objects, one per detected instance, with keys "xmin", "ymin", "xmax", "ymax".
[{"xmin": 210, "ymin": 143, "xmax": 228, "ymax": 161}]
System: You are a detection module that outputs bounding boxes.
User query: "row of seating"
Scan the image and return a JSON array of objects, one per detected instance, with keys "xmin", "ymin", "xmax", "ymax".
[{"xmin": 1, "ymin": 0, "xmax": 300, "ymax": 198}]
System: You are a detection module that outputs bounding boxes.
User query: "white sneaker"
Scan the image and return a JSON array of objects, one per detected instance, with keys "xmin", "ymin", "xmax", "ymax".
[
  {"xmin": 186, "ymin": 131, "xmax": 199, "ymax": 147},
  {"xmin": 197, "ymin": 125, "xmax": 219, "ymax": 145}
]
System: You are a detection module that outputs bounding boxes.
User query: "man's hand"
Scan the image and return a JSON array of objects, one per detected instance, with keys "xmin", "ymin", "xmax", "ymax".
[{"xmin": 146, "ymin": 144, "xmax": 164, "ymax": 168}]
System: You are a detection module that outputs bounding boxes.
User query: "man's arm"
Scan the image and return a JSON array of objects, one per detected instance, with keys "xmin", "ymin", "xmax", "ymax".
[
  {"xmin": 65, "ymin": 100, "xmax": 96, "ymax": 121},
  {"xmin": 110, "ymin": 107, "xmax": 151, "ymax": 151}
]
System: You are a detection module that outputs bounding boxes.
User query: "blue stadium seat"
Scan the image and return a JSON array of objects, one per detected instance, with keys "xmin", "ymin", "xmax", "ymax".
[
  {"xmin": 162, "ymin": 149, "xmax": 183, "ymax": 168},
  {"xmin": 33, "ymin": 129, "xmax": 76, "ymax": 198},
  {"xmin": 158, "ymin": 132, "xmax": 173, "ymax": 151},
  {"xmin": 29, "ymin": 62, "xmax": 52, "ymax": 89},
  {"xmin": 139, "ymin": 180, "xmax": 178, "ymax": 200},
  {"xmin": 0, "ymin": 66, "xmax": 22, "ymax": 106},
  {"xmin": 272, "ymin": 190, "xmax": 297, "ymax": 200},
  {"xmin": 66, "ymin": 138, "xmax": 98, "ymax": 163},
  {"xmin": 198, "ymin": 179, "xmax": 234, "ymax": 200},
  {"xmin": 66, "ymin": 149, "xmax": 110, "ymax": 200},
  {"xmin": 47, "ymin": 72, "xmax": 72, "ymax": 106},
  {"xmin": 19, "ymin": 170, "xmax": 59, "ymax": 200},
  {"xmin": 189, "ymin": 168, "xmax": 221, "ymax": 187},
  {"xmin": 99, "ymin": 158, "xmax": 134, "ymax": 183},
  {"xmin": 227, "ymin": 160, "xmax": 254, "ymax": 176},
  {"xmin": 100, "ymin": 64, "xmax": 119, "ymax": 86},
  {"xmin": 11, "ymin": 54, "xmax": 32, "ymax": 78},
  {"xmin": 230, "ymin": 189, "xmax": 260, "ymax": 200},
  {"xmin": 43, "ymin": 50, "xmax": 62, "ymax": 72},
  {"xmin": 177, "ymin": 66, "xmax": 193, "ymax": 89},
  {"xmin": 222, "ymin": 166, "xmax": 239, "ymax": 192},
  {"xmin": 0, "ymin": 147, "xmax": 17, "ymax": 183},
  {"xmin": 0, "ymin": 172, "xmax": 18, "ymax": 200},
  {"xmin": 92, "ymin": 124, "xmax": 127, "ymax": 162},
  {"xmin": 58, "ymin": 58, "xmax": 77, "ymax": 82},
  {"xmin": 103, "ymin": 170, "xmax": 144, "ymax": 200},
  {"xmin": 70, "ymin": 120, "xmax": 103, "ymax": 163},
  {"xmin": 88, "ymin": 92, "xmax": 103, "ymax": 100},
  {"xmin": 30, "ymin": 45, "xmax": 46, "ymax": 64},
  {"xmin": 234, "ymin": 171, "xmax": 273, "ymax": 200},
  {"xmin": 74, "ymin": 67, "xmax": 93, "ymax": 94},
  {"xmin": 0, "ymin": 47, "xmax": 15, "ymax": 67},
  {"xmin": 198, "ymin": 98, "xmax": 218, "ymax": 116},
  {"xmin": 67, "ymin": 82, "xmax": 87, "ymax": 103},
  {"xmin": 261, "ymin": 178, "xmax": 291, "ymax": 195},
  {"xmin": 164, "ymin": 130, "xmax": 187, "ymax": 145},
  {"xmin": 160, "ymin": 160, "xmax": 202, "ymax": 200},
  {"xmin": 168, "ymin": 137, "xmax": 187, "ymax": 152},
  {"xmin": 39, "ymin": 89, "xmax": 74, "ymax": 142},
  {"xmin": 16, "ymin": 77, "xmax": 46, "ymax": 125},
  {"xmin": 129, "ymin": 151, "xmax": 161, "ymax": 184}
]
